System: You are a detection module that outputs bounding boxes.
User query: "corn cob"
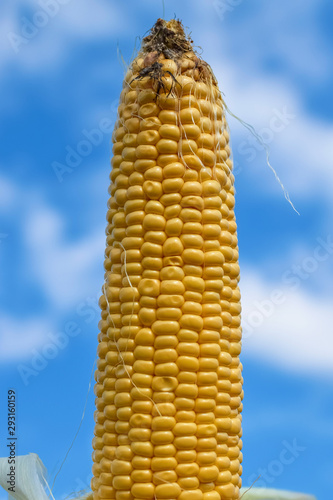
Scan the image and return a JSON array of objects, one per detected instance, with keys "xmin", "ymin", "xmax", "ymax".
[{"xmin": 92, "ymin": 19, "xmax": 243, "ymax": 500}]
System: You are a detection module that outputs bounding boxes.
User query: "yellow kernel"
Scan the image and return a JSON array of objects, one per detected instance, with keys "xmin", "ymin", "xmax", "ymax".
[
  {"xmin": 112, "ymin": 475, "xmax": 132, "ymax": 490},
  {"xmin": 143, "ymin": 180, "xmax": 162, "ymax": 199},
  {"xmin": 119, "ymin": 161, "xmax": 134, "ymax": 176},
  {"xmin": 177, "ymin": 356, "xmax": 199, "ymax": 371},
  {"xmin": 181, "ymin": 123, "xmax": 201, "ymax": 139},
  {"xmin": 144, "ymin": 230, "xmax": 166, "ymax": 245},
  {"xmin": 157, "ymin": 294, "xmax": 184, "ymax": 308},
  {"xmin": 122, "ymin": 134, "xmax": 137, "ymax": 149},
  {"xmin": 159, "ymin": 94, "xmax": 178, "ymax": 110},
  {"xmin": 164, "ymin": 204, "xmax": 182, "ymax": 219},
  {"xmin": 144, "ymin": 167, "xmax": 164, "ymax": 183},
  {"xmin": 160, "ymin": 192, "xmax": 182, "ymax": 206},
  {"xmin": 142, "ymin": 211, "xmax": 165, "ymax": 230},
  {"xmin": 159, "ymin": 110, "xmax": 178, "ymax": 124},
  {"xmin": 204, "ymin": 251, "xmax": 224, "ymax": 266},
  {"xmin": 152, "ymin": 376, "xmax": 178, "ymax": 392},
  {"xmin": 134, "ymin": 346, "xmax": 155, "ymax": 360},
  {"xmin": 115, "ymin": 445, "xmax": 133, "ymax": 461},
  {"xmin": 177, "ymin": 342, "xmax": 200, "ymax": 356},
  {"xmin": 198, "ymin": 465, "xmax": 219, "ymax": 483},
  {"xmin": 157, "ymin": 139, "xmax": 178, "ymax": 154},
  {"xmin": 163, "ymin": 237, "xmax": 184, "ymax": 256},
  {"xmin": 131, "ymin": 441, "xmax": 154, "ymax": 457},
  {"xmin": 180, "ymin": 208, "xmax": 202, "ymax": 223},
  {"xmin": 155, "ymin": 362, "xmax": 179, "ymax": 376},
  {"xmin": 140, "ymin": 116, "xmax": 161, "ymax": 131},
  {"xmin": 197, "ymin": 148, "xmax": 216, "ymax": 167},
  {"xmin": 131, "ymin": 401, "xmax": 154, "ymax": 416},
  {"xmin": 98, "ymin": 485, "xmax": 115, "ymax": 498},
  {"xmin": 155, "ymin": 483, "xmax": 181, "ymax": 499},
  {"xmin": 159, "ymin": 124, "xmax": 180, "ymax": 141},
  {"xmin": 181, "ymin": 181, "xmax": 203, "ymax": 196},
  {"xmin": 196, "ymin": 437, "xmax": 217, "ymax": 452},
  {"xmin": 154, "ymin": 348, "xmax": 177, "ymax": 363},
  {"xmin": 178, "ymin": 329, "xmax": 199, "ymax": 342},
  {"xmin": 160, "ymin": 280, "xmax": 185, "ymax": 295},
  {"xmin": 151, "ymin": 457, "xmax": 177, "ymax": 471},
  {"xmin": 174, "ymin": 435, "xmax": 197, "ymax": 450},
  {"xmin": 178, "ymin": 477, "xmax": 200, "ymax": 489},
  {"xmin": 173, "ymin": 422, "xmax": 197, "ymax": 436},
  {"xmin": 139, "ymin": 103, "xmax": 160, "ymax": 118},
  {"xmin": 180, "ymin": 234, "xmax": 203, "ymax": 249},
  {"xmin": 131, "ymin": 455, "xmax": 152, "ymax": 469},
  {"xmin": 165, "ymin": 218, "xmax": 183, "ymax": 236},
  {"xmin": 196, "ymin": 451, "xmax": 217, "ymax": 466},
  {"xmin": 163, "ymin": 162, "xmax": 185, "ymax": 178},
  {"xmin": 182, "ymin": 301, "xmax": 202, "ymax": 315},
  {"xmin": 181, "ymin": 195, "xmax": 204, "ymax": 211},
  {"xmin": 197, "ymin": 99, "xmax": 213, "ymax": 116},
  {"xmin": 130, "ymin": 469, "xmax": 152, "ymax": 482},
  {"xmin": 176, "ymin": 462, "xmax": 199, "ymax": 476},
  {"xmin": 203, "ymin": 492, "xmax": 220, "ymax": 500},
  {"xmin": 136, "ymin": 145, "xmax": 158, "ymax": 159},
  {"xmin": 179, "ymin": 107, "xmax": 200, "ymax": 124},
  {"xmin": 215, "ymin": 483, "xmax": 235, "ymax": 498},
  {"xmin": 162, "ymin": 177, "xmax": 184, "ymax": 193},
  {"xmin": 111, "ymin": 459, "xmax": 132, "ymax": 475},
  {"xmin": 141, "ymin": 242, "xmax": 162, "ymax": 257},
  {"xmin": 197, "ymin": 133, "xmax": 214, "ymax": 149},
  {"xmin": 180, "ymin": 139, "xmax": 198, "ymax": 155},
  {"xmin": 153, "ymin": 469, "xmax": 178, "ymax": 485},
  {"xmin": 157, "ymin": 307, "xmax": 182, "ymax": 321},
  {"xmin": 182, "ymin": 249, "xmax": 204, "ymax": 265},
  {"xmin": 134, "ymin": 158, "xmax": 156, "ymax": 173},
  {"xmin": 163, "ymin": 255, "xmax": 183, "ymax": 267},
  {"xmin": 131, "ymin": 483, "xmax": 155, "ymax": 499},
  {"xmin": 179, "ymin": 491, "xmax": 203, "ymax": 500},
  {"xmin": 154, "ymin": 443, "xmax": 177, "ymax": 456},
  {"xmin": 175, "ymin": 449, "xmax": 197, "ymax": 463},
  {"xmin": 137, "ymin": 89, "xmax": 156, "ymax": 105},
  {"xmin": 133, "ymin": 359, "xmax": 154, "ymax": 374},
  {"xmin": 125, "ymin": 117, "xmax": 140, "ymax": 133},
  {"xmin": 145, "ymin": 200, "xmax": 164, "ymax": 215},
  {"xmin": 157, "ymin": 154, "xmax": 179, "ymax": 166}
]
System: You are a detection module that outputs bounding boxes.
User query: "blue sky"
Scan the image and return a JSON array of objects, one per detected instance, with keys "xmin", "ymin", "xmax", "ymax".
[{"xmin": 0, "ymin": 0, "xmax": 332, "ymax": 498}]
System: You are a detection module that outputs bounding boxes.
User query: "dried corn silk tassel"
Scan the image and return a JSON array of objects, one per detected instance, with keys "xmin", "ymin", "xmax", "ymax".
[{"xmin": 92, "ymin": 19, "xmax": 243, "ymax": 500}]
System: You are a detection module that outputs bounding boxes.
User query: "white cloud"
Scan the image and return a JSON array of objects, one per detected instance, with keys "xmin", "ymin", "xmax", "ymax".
[
  {"xmin": 23, "ymin": 198, "xmax": 105, "ymax": 310},
  {"xmin": 207, "ymin": 0, "xmax": 330, "ymax": 83},
  {"xmin": 198, "ymin": 34, "xmax": 333, "ymax": 204},
  {"xmin": 179, "ymin": 0, "xmax": 332, "ymax": 208},
  {"xmin": 0, "ymin": 314, "xmax": 49, "ymax": 361},
  {"xmin": 0, "ymin": 0, "xmax": 131, "ymax": 72},
  {"xmin": 240, "ymin": 268, "xmax": 333, "ymax": 376}
]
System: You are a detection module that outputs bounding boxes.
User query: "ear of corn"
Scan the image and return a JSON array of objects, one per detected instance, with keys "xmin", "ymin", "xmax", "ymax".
[{"xmin": 91, "ymin": 19, "xmax": 243, "ymax": 500}]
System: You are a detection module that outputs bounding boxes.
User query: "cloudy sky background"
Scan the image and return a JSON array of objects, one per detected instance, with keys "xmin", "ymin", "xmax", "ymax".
[{"xmin": 0, "ymin": 0, "xmax": 332, "ymax": 498}]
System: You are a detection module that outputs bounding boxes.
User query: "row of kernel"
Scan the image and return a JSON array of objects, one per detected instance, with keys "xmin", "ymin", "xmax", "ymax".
[
  {"xmin": 215, "ymin": 121, "xmax": 242, "ymax": 499},
  {"xmin": 92, "ymin": 213, "xmax": 125, "ymax": 495},
  {"xmin": 115, "ymin": 173, "xmax": 149, "ymax": 500},
  {"xmin": 102, "ymin": 134, "xmax": 144, "ymax": 498},
  {"xmin": 197, "ymin": 178, "xmax": 222, "ymax": 491},
  {"xmin": 98, "ymin": 223, "xmax": 127, "ymax": 499}
]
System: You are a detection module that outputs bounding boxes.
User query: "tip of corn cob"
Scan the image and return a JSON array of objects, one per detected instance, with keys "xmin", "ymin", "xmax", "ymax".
[{"xmin": 133, "ymin": 18, "xmax": 217, "ymax": 86}]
